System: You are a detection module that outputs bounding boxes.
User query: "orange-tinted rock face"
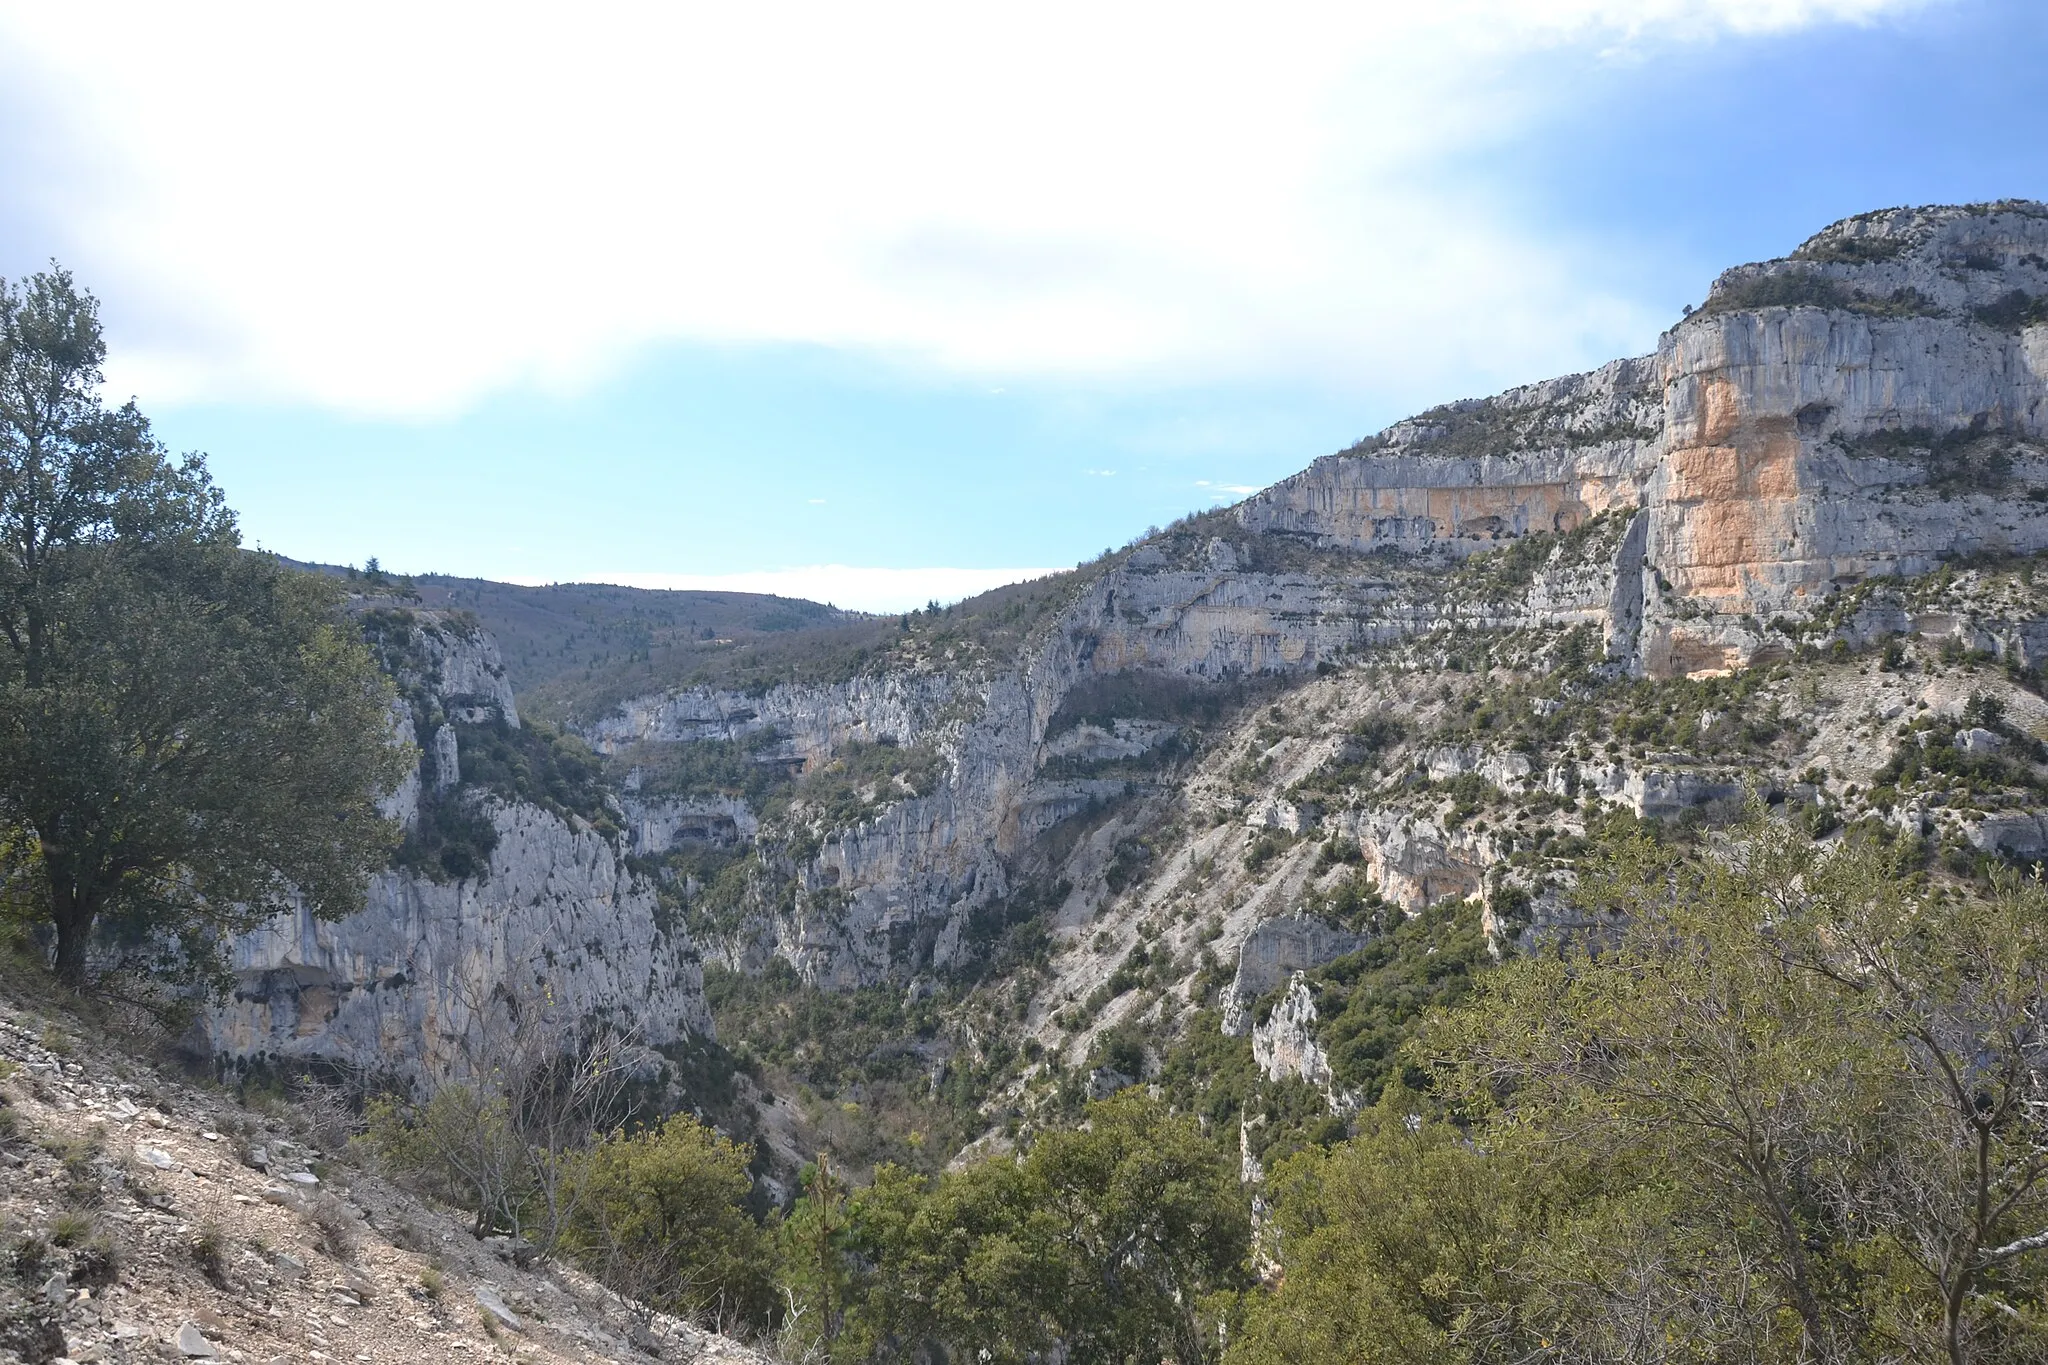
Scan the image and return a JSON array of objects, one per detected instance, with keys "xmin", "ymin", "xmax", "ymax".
[
  {"xmin": 1238, "ymin": 205, "xmax": 2048, "ymax": 677},
  {"xmin": 1659, "ymin": 418, "xmax": 1805, "ymax": 604}
]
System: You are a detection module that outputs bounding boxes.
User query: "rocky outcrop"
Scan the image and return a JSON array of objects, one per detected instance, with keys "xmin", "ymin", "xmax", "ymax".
[
  {"xmin": 1241, "ymin": 202, "xmax": 2048, "ymax": 678},
  {"xmin": 1239, "ymin": 356, "xmax": 1663, "ymax": 559},
  {"xmin": 372, "ymin": 608, "xmax": 520, "ymax": 728},
  {"xmin": 1338, "ymin": 808, "xmax": 1494, "ymax": 914},
  {"xmin": 209, "ymin": 609, "xmax": 712, "ymax": 1083},
  {"xmin": 589, "ymin": 673, "xmax": 958, "ymax": 760},
  {"xmin": 619, "ymin": 793, "xmax": 759, "ymax": 855},
  {"xmin": 1251, "ymin": 973, "xmax": 1347, "ymax": 1110},
  {"xmin": 208, "ymin": 801, "xmax": 711, "ymax": 1083},
  {"xmin": 1221, "ymin": 917, "xmax": 1364, "ymax": 1036}
]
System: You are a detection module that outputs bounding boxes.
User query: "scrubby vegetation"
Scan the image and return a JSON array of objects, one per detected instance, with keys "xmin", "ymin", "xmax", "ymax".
[
  {"xmin": 1830, "ymin": 420, "xmax": 2027, "ymax": 495},
  {"xmin": 514, "ymin": 563, "xmax": 1119, "ymax": 726},
  {"xmin": 1226, "ymin": 818, "xmax": 2048, "ymax": 1364},
  {"xmin": 620, "ymin": 728, "xmax": 801, "ymax": 806},
  {"xmin": 1700, "ymin": 268, "xmax": 1945, "ymax": 319},
  {"xmin": 1976, "ymin": 288, "xmax": 2048, "ymax": 331},
  {"xmin": 1340, "ymin": 389, "xmax": 1661, "ymax": 460},
  {"xmin": 1791, "ymin": 232, "xmax": 1909, "ymax": 264}
]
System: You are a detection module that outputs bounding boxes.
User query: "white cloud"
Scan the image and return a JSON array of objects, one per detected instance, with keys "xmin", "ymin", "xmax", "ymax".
[
  {"xmin": 576, "ymin": 565, "xmax": 1067, "ymax": 614},
  {"xmin": 0, "ymin": 0, "xmax": 1935, "ymax": 416}
]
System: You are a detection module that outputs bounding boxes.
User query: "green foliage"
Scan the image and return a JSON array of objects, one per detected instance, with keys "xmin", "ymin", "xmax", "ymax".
[
  {"xmin": 1874, "ymin": 712, "xmax": 2048, "ymax": 805},
  {"xmin": 1230, "ymin": 1091, "xmax": 1534, "ymax": 1365},
  {"xmin": 392, "ymin": 789, "xmax": 501, "ymax": 882},
  {"xmin": 784, "ymin": 738, "xmax": 947, "ymax": 833},
  {"xmin": 621, "ymin": 727, "xmax": 798, "ymax": 807},
  {"xmin": 822, "ymin": 1093, "xmax": 1252, "ymax": 1364},
  {"xmin": 703, "ymin": 960, "xmax": 1004, "ymax": 1174},
  {"xmin": 1409, "ymin": 817, "xmax": 2048, "ymax": 1362},
  {"xmin": 1242, "ymin": 830, "xmax": 1295, "ymax": 872},
  {"xmin": 705, "ymin": 960, "xmax": 939, "ymax": 1097},
  {"xmin": 1448, "ymin": 507, "xmax": 1638, "ymax": 602},
  {"xmin": 0, "ymin": 267, "xmax": 406, "ymax": 985},
  {"xmin": 777, "ymin": 1157, "xmax": 854, "ymax": 1355},
  {"xmin": 1048, "ymin": 671, "xmax": 1266, "ymax": 736},
  {"xmin": 1975, "ymin": 289, "xmax": 2048, "ymax": 331},
  {"xmin": 1703, "ymin": 270, "xmax": 1944, "ymax": 319},
  {"xmin": 1152, "ymin": 1013, "xmax": 1329, "ymax": 1168},
  {"xmin": 453, "ymin": 716, "xmax": 614, "ymax": 832},
  {"xmin": 1296, "ymin": 898, "xmax": 1490, "ymax": 1107},
  {"xmin": 1830, "ymin": 421, "xmax": 2019, "ymax": 495},
  {"xmin": 395, "ymin": 715, "xmax": 616, "ymax": 882},
  {"xmin": 1428, "ymin": 655, "xmax": 1795, "ymax": 766},
  {"xmin": 404, "ymin": 573, "xmax": 850, "ymax": 724},
  {"xmin": 1297, "ymin": 865, "xmax": 1390, "ymax": 934},
  {"xmin": 1220, "ymin": 818, "xmax": 2048, "ymax": 1363},
  {"xmin": 1791, "ymin": 233, "xmax": 1908, "ymax": 264},
  {"xmin": 955, "ymin": 873, "xmax": 1066, "ymax": 984},
  {"xmin": 562, "ymin": 1114, "xmax": 775, "ymax": 1325},
  {"xmin": 509, "ymin": 562, "xmax": 1106, "ymax": 724},
  {"xmin": 364, "ymin": 1086, "xmax": 527, "ymax": 1238},
  {"xmin": 1290, "ymin": 715, "xmax": 1405, "ymax": 802},
  {"xmin": 1361, "ymin": 393, "xmax": 1660, "ymax": 460}
]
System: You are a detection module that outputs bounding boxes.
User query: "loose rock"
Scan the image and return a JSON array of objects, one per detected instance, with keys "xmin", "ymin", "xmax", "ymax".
[
  {"xmin": 472, "ymin": 1286, "xmax": 524, "ymax": 1333},
  {"xmin": 175, "ymin": 1320, "xmax": 221, "ymax": 1358}
]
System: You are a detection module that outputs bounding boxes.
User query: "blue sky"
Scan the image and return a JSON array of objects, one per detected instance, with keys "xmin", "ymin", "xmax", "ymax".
[{"xmin": 2, "ymin": 1, "xmax": 2044, "ymax": 610}]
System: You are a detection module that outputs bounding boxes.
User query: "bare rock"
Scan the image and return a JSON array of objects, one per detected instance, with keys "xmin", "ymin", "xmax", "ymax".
[
  {"xmin": 1957, "ymin": 726, "xmax": 2005, "ymax": 756},
  {"xmin": 173, "ymin": 1321, "xmax": 219, "ymax": 1358},
  {"xmin": 473, "ymin": 1285, "xmax": 524, "ymax": 1333}
]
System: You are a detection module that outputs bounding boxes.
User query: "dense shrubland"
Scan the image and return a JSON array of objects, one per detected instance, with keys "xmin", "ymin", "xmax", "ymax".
[
  {"xmin": 14, "ymin": 265, "xmax": 2048, "ymax": 1365},
  {"xmin": 350, "ymin": 810, "xmax": 2048, "ymax": 1365},
  {"xmin": 1239, "ymin": 817, "xmax": 2048, "ymax": 1365}
]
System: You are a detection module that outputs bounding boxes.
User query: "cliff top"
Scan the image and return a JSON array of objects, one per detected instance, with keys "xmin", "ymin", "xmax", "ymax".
[
  {"xmin": 1703, "ymin": 198, "xmax": 2048, "ymax": 323},
  {"xmin": 1302, "ymin": 200, "xmax": 2048, "ymax": 470}
]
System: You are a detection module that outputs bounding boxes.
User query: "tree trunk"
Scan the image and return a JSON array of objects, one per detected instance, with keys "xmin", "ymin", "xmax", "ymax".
[{"xmin": 49, "ymin": 879, "xmax": 95, "ymax": 989}]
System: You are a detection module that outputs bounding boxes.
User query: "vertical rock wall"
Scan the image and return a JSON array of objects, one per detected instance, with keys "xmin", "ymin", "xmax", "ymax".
[{"xmin": 206, "ymin": 609, "xmax": 712, "ymax": 1084}]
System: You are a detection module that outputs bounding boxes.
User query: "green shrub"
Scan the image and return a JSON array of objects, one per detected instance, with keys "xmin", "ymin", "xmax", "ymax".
[
  {"xmin": 563, "ymin": 1114, "xmax": 774, "ymax": 1325},
  {"xmin": 1976, "ymin": 290, "xmax": 2048, "ymax": 331},
  {"xmin": 1791, "ymin": 234, "xmax": 1907, "ymax": 264},
  {"xmin": 363, "ymin": 1086, "xmax": 524, "ymax": 1237},
  {"xmin": 48, "ymin": 1211, "xmax": 94, "ymax": 1248},
  {"xmin": 392, "ymin": 790, "xmax": 501, "ymax": 882},
  {"xmin": 1703, "ymin": 271, "xmax": 1942, "ymax": 319},
  {"xmin": 1704, "ymin": 270, "xmax": 1850, "ymax": 313},
  {"xmin": 188, "ymin": 1223, "xmax": 229, "ymax": 1286},
  {"xmin": 825, "ymin": 1094, "xmax": 1250, "ymax": 1364},
  {"xmin": 455, "ymin": 717, "xmax": 614, "ymax": 833}
]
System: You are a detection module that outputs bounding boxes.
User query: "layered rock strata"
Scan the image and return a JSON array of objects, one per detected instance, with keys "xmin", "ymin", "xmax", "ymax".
[{"xmin": 584, "ymin": 206, "xmax": 2048, "ymax": 991}]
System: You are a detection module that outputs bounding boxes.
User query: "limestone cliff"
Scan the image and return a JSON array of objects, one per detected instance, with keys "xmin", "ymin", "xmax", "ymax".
[
  {"xmin": 210, "ymin": 800, "xmax": 711, "ymax": 1083},
  {"xmin": 572, "ymin": 203, "xmax": 2048, "ymax": 1001},
  {"xmin": 203, "ymin": 205, "xmax": 2048, "ymax": 1165},
  {"xmin": 205, "ymin": 608, "xmax": 712, "ymax": 1084},
  {"xmin": 1251, "ymin": 973, "xmax": 1343, "ymax": 1107},
  {"xmin": 1245, "ymin": 201, "xmax": 2048, "ymax": 675}
]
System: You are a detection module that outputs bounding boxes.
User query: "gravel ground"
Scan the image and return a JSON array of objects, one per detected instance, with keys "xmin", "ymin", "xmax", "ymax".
[{"xmin": 0, "ymin": 986, "xmax": 770, "ymax": 1365}]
